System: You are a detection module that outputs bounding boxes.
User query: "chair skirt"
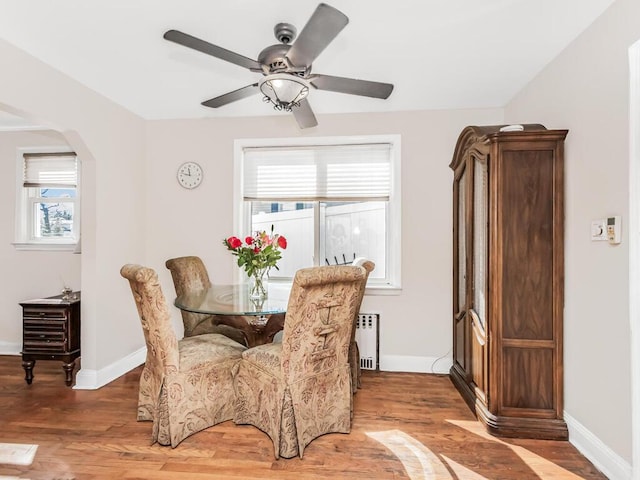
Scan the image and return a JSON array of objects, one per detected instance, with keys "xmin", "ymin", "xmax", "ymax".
[{"xmin": 233, "ymin": 343, "xmax": 353, "ymax": 458}]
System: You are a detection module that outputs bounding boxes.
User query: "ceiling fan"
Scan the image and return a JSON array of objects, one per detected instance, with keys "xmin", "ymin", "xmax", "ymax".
[{"xmin": 163, "ymin": 3, "xmax": 394, "ymax": 129}]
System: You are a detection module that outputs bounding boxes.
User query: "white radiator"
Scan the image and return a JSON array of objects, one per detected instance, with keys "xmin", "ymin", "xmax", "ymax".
[{"xmin": 355, "ymin": 313, "xmax": 379, "ymax": 370}]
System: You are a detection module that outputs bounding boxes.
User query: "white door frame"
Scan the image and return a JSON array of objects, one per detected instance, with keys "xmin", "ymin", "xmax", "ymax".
[{"xmin": 629, "ymin": 39, "xmax": 640, "ymax": 480}]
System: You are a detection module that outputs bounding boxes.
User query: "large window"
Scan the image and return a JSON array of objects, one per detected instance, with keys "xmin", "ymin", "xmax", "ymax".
[
  {"xmin": 14, "ymin": 150, "xmax": 80, "ymax": 251},
  {"xmin": 235, "ymin": 136, "xmax": 401, "ymax": 290}
]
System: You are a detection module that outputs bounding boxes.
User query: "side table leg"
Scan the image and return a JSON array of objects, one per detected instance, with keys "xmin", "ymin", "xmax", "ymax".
[
  {"xmin": 62, "ymin": 361, "xmax": 76, "ymax": 387},
  {"xmin": 22, "ymin": 359, "xmax": 35, "ymax": 385}
]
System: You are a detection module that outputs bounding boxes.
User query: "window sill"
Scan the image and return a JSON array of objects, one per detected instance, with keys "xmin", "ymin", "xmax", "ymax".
[
  {"xmin": 365, "ymin": 285, "xmax": 402, "ymax": 296},
  {"xmin": 13, "ymin": 242, "xmax": 80, "ymax": 253}
]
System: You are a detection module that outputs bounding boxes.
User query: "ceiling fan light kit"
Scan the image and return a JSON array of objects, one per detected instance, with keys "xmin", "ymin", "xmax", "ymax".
[
  {"xmin": 163, "ymin": 2, "xmax": 394, "ymax": 128},
  {"xmin": 259, "ymin": 73, "xmax": 310, "ymax": 112}
]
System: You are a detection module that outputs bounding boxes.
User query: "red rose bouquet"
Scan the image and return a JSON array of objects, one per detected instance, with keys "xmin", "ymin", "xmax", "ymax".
[{"xmin": 223, "ymin": 226, "xmax": 287, "ymax": 298}]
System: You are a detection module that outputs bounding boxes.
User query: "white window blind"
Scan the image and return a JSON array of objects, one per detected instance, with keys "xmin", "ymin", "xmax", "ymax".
[
  {"xmin": 23, "ymin": 152, "xmax": 77, "ymax": 188},
  {"xmin": 243, "ymin": 143, "xmax": 391, "ymax": 201}
]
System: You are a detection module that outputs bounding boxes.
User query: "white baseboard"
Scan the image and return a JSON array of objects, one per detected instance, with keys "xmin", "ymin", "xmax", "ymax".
[
  {"xmin": 0, "ymin": 342, "xmax": 21, "ymax": 355},
  {"xmin": 0, "ymin": 343, "xmax": 146, "ymax": 390},
  {"xmin": 565, "ymin": 411, "xmax": 632, "ymax": 480},
  {"xmin": 380, "ymin": 354, "xmax": 452, "ymax": 375},
  {"xmin": 74, "ymin": 347, "xmax": 146, "ymax": 390}
]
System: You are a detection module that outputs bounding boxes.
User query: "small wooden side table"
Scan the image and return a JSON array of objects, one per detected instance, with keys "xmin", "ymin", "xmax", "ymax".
[{"xmin": 20, "ymin": 292, "xmax": 81, "ymax": 386}]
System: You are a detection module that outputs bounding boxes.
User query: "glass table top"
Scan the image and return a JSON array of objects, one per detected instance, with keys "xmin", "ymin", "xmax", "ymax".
[{"xmin": 174, "ymin": 283, "xmax": 290, "ymax": 316}]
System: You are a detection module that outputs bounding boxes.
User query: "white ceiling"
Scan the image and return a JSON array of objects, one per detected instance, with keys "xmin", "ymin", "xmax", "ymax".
[{"xmin": 0, "ymin": 0, "xmax": 615, "ymax": 126}]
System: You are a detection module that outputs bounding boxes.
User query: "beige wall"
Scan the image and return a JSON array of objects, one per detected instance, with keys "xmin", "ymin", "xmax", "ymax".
[
  {"xmin": 144, "ymin": 108, "xmax": 503, "ymax": 368},
  {"xmin": 506, "ymin": 0, "xmax": 639, "ymax": 465},
  {"xmin": 0, "ymin": 130, "xmax": 81, "ymax": 351},
  {"xmin": 0, "ymin": 37, "xmax": 147, "ymax": 378}
]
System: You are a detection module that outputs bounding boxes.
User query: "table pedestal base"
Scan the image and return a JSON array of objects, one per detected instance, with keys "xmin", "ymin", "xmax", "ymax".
[{"xmin": 212, "ymin": 313, "xmax": 285, "ymax": 347}]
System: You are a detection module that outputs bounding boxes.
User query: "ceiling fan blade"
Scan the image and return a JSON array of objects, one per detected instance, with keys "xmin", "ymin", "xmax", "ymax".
[
  {"xmin": 309, "ymin": 74, "xmax": 394, "ymax": 99},
  {"xmin": 292, "ymin": 99, "xmax": 318, "ymax": 129},
  {"xmin": 286, "ymin": 3, "xmax": 349, "ymax": 68},
  {"xmin": 201, "ymin": 84, "xmax": 259, "ymax": 108},
  {"xmin": 164, "ymin": 29, "xmax": 261, "ymax": 71}
]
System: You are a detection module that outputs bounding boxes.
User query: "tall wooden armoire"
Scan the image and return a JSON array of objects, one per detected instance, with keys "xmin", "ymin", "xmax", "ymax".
[{"xmin": 449, "ymin": 124, "xmax": 568, "ymax": 440}]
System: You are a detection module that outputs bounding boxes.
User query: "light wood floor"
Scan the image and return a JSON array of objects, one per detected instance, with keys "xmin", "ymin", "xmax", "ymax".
[{"xmin": 0, "ymin": 355, "xmax": 606, "ymax": 480}]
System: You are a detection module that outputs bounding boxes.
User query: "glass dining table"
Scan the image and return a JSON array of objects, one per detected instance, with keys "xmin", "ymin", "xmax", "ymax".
[{"xmin": 174, "ymin": 283, "xmax": 290, "ymax": 347}]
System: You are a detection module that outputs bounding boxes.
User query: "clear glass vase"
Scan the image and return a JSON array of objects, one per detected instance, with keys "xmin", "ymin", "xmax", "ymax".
[{"xmin": 249, "ymin": 267, "xmax": 269, "ymax": 299}]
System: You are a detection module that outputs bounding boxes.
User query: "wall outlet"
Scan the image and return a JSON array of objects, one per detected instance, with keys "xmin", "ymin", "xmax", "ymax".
[{"xmin": 591, "ymin": 219, "xmax": 607, "ymax": 241}]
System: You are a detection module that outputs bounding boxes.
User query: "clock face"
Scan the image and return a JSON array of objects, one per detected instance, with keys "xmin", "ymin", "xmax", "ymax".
[{"xmin": 177, "ymin": 162, "xmax": 203, "ymax": 189}]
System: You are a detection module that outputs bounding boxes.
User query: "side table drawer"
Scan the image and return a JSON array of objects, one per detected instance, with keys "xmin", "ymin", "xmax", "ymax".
[
  {"xmin": 23, "ymin": 318, "xmax": 66, "ymax": 330},
  {"xmin": 23, "ymin": 329, "xmax": 66, "ymax": 352},
  {"xmin": 23, "ymin": 308, "xmax": 68, "ymax": 321}
]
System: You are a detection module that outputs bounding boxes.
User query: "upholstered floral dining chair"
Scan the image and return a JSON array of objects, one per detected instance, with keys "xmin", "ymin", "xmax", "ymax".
[
  {"xmin": 350, "ymin": 257, "xmax": 375, "ymax": 394},
  {"xmin": 233, "ymin": 265, "xmax": 367, "ymax": 459},
  {"xmin": 120, "ymin": 264, "xmax": 246, "ymax": 447},
  {"xmin": 165, "ymin": 255, "xmax": 247, "ymax": 345}
]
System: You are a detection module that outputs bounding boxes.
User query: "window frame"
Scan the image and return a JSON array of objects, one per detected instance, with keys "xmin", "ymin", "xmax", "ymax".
[
  {"xmin": 13, "ymin": 147, "xmax": 81, "ymax": 252},
  {"xmin": 234, "ymin": 134, "xmax": 401, "ymax": 294}
]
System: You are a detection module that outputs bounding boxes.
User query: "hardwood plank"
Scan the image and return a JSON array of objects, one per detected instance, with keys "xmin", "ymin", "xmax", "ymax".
[{"xmin": 0, "ymin": 356, "xmax": 605, "ymax": 479}]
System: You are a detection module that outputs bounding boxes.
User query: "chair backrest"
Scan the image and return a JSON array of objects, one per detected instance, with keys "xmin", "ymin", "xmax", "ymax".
[
  {"xmin": 281, "ymin": 265, "xmax": 366, "ymax": 382},
  {"xmin": 352, "ymin": 257, "xmax": 375, "ymax": 277},
  {"xmin": 350, "ymin": 257, "xmax": 375, "ymax": 337},
  {"xmin": 120, "ymin": 264, "xmax": 179, "ymax": 374},
  {"xmin": 352, "ymin": 257, "xmax": 375, "ymax": 302},
  {"xmin": 165, "ymin": 256, "xmax": 212, "ymax": 336},
  {"xmin": 165, "ymin": 256, "xmax": 212, "ymax": 295}
]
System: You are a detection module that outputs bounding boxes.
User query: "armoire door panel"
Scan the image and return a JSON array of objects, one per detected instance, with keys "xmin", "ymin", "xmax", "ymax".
[
  {"xmin": 453, "ymin": 164, "xmax": 468, "ymax": 375},
  {"xmin": 473, "ymin": 157, "xmax": 488, "ymax": 329},
  {"xmin": 470, "ymin": 310, "xmax": 487, "ymax": 399},
  {"xmin": 457, "ymin": 171, "xmax": 467, "ymax": 313},
  {"xmin": 471, "ymin": 336, "xmax": 487, "ymax": 402},
  {"xmin": 501, "ymin": 347, "xmax": 554, "ymax": 412},
  {"xmin": 500, "ymin": 149, "xmax": 554, "ymax": 341},
  {"xmin": 454, "ymin": 312, "xmax": 467, "ymax": 369}
]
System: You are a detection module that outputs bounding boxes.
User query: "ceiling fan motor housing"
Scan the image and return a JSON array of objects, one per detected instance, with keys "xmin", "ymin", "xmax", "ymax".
[
  {"xmin": 258, "ymin": 43, "xmax": 309, "ymax": 76},
  {"xmin": 258, "ymin": 44, "xmax": 291, "ymax": 73}
]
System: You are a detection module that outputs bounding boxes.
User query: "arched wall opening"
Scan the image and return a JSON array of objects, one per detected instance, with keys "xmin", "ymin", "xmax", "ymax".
[{"xmin": 0, "ymin": 102, "xmax": 97, "ymax": 379}]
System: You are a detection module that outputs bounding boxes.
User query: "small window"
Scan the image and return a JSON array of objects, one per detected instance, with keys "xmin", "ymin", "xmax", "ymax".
[
  {"xmin": 235, "ymin": 136, "xmax": 401, "ymax": 291},
  {"xmin": 14, "ymin": 151, "xmax": 80, "ymax": 251}
]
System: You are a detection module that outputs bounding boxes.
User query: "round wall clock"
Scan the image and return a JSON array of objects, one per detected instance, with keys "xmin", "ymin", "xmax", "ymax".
[{"xmin": 177, "ymin": 161, "xmax": 203, "ymax": 189}]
